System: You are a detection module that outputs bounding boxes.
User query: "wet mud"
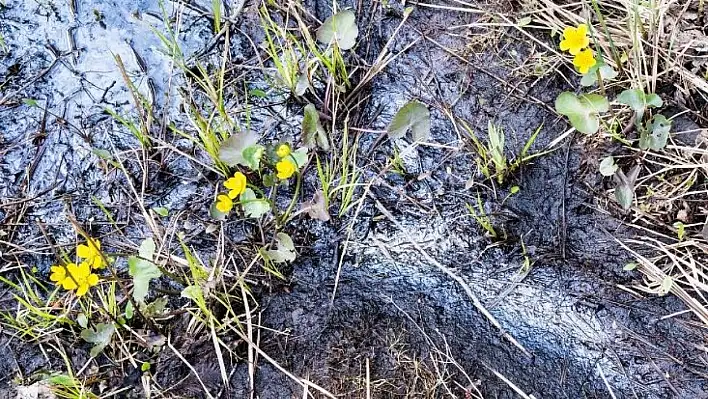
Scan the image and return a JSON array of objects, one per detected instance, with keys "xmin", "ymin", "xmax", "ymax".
[{"xmin": 1, "ymin": 0, "xmax": 707, "ymax": 398}]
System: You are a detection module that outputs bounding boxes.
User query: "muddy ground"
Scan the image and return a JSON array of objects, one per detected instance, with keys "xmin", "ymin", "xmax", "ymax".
[{"xmin": 1, "ymin": 0, "xmax": 708, "ymax": 398}]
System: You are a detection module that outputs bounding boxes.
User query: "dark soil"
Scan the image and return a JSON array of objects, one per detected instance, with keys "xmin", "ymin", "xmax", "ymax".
[{"xmin": 1, "ymin": 0, "xmax": 707, "ymax": 398}]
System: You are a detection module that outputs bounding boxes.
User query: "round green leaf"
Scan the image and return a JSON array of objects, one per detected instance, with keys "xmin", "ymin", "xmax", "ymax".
[{"xmin": 317, "ymin": 10, "xmax": 359, "ymax": 50}]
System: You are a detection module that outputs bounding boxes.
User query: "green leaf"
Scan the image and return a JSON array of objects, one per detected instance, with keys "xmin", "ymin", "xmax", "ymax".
[
  {"xmin": 615, "ymin": 184, "xmax": 634, "ymax": 210},
  {"xmin": 128, "ymin": 238, "xmax": 162, "ymax": 303},
  {"xmin": 290, "ymin": 147, "xmax": 308, "ymax": 169},
  {"xmin": 141, "ymin": 362, "xmax": 151, "ymax": 372},
  {"xmin": 599, "ymin": 156, "xmax": 618, "ymax": 177},
  {"xmin": 295, "ymin": 72, "xmax": 310, "ymax": 96},
  {"xmin": 645, "ymin": 93, "xmax": 663, "ymax": 108},
  {"xmin": 317, "ymin": 10, "xmax": 359, "ymax": 50},
  {"xmin": 219, "ymin": 131, "xmax": 260, "ymax": 167},
  {"xmin": 77, "ymin": 313, "xmax": 88, "ymax": 328},
  {"xmin": 387, "ymin": 100, "xmax": 432, "ymax": 141},
  {"xmin": 517, "ymin": 16, "xmax": 532, "ymax": 26},
  {"xmin": 616, "ymin": 89, "xmax": 645, "ymax": 112},
  {"xmin": 242, "ymin": 144, "xmax": 265, "ymax": 170},
  {"xmin": 152, "ymin": 207, "xmax": 169, "ymax": 217},
  {"xmin": 22, "ymin": 98, "xmax": 39, "ymax": 107},
  {"xmin": 555, "ymin": 92, "xmax": 609, "ymax": 134},
  {"xmin": 623, "ymin": 262, "xmax": 637, "ymax": 271},
  {"xmin": 48, "ymin": 374, "xmax": 79, "ymax": 387},
  {"xmin": 249, "ymin": 88, "xmax": 267, "ymax": 98},
  {"xmin": 80, "ymin": 323, "xmax": 115, "ymax": 357},
  {"xmin": 302, "ymin": 104, "xmax": 330, "ymax": 151},
  {"xmin": 640, "ymin": 114, "xmax": 671, "ymax": 150},
  {"xmin": 240, "ymin": 188, "xmax": 270, "ymax": 218},
  {"xmin": 209, "ymin": 202, "xmax": 228, "ymax": 221},
  {"xmin": 264, "ymin": 233, "xmax": 297, "ymax": 263},
  {"xmin": 143, "ymin": 296, "xmax": 169, "ymax": 317},
  {"xmin": 580, "ymin": 64, "xmax": 618, "ymax": 87},
  {"xmin": 181, "ymin": 285, "xmax": 203, "ymax": 302},
  {"xmin": 125, "ymin": 301, "xmax": 134, "ymax": 319}
]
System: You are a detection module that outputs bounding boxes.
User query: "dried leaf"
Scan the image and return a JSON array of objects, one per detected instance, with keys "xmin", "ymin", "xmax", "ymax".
[{"xmin": 302, "ymin": 191, "xmax": 330, "ymax": 221}]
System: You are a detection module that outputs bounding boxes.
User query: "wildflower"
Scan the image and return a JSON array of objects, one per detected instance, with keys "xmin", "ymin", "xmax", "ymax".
[
  {"xmin": 215, "ymin": 194, "xmax": 234, "ymax": 213},
  {"xmin": 573, "ymin": 48, "xmax": 596, "ymax": 74},
  {"xmin": 50, "ymin": 262, "xmax": 99, "ymax": 296},
  {"xmin": 559, "ymin": 24, "xmax": 590, "ymax": 55},
  {"xmin": 77, "ymin": 239, "xmax": 103, "ymax": 269},
  {"xmin": 276, "ymin": 159, "xmax": 296, "ymax": 180},
  {"xmin": 224, "ymin": 172, "xmax": 247, "ymax": 199},
  {"xmin": 276, "ymin": 144, "xmax": 291, "ymax": 159}
]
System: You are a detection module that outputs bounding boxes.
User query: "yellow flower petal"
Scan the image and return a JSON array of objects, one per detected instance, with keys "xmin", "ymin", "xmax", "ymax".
[
  {"xmin": 573, "ymin": 49, "xmax": 596, "ymax": 74},
  {"xmin": 74, "ymin": 262, "xmax": 92, "ymax": 279},
  {"xmin": 76, "ymin": 244, "xmax": 90, "ymax": 258},
  {"xmin": 276, "ymin": 160, "xmax": 296, "ymax": 180},
  {"xmin": 276, "ymin": 144, "xmax": 291, "ymax": 159},
  {"xmin": 224, "ymin": 172, "xmax": 247, "ymax": 199},
  {"xmin": 49, "ymin": 266, "xmax": 66, "ymax": 282},
  {"xmin": 76, "ymin": 284, "xmax": 89, "ymax": 297},
  {"xmin": 61, "ymin": 277, "xmax": 78, "ymax": 291},
  {"xmin": 215, "ymin": 194, "xmax": 234, "ymax": 213},
  {"xmin": 87, "ymin": 273, "xmax": 99, "ymax": 287},
  {"xmin": 560, "ymin": 24, "xmax": 591, "ymax": 55},
  {"xmin": 91, "ymin": 256, "xmax": 104, "ymax": 269}
]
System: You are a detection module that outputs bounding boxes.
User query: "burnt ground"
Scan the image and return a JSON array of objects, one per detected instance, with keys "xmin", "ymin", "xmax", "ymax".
[{"xmin": 1, "ymin": 0, "xmax": 708, "ymax": 398}]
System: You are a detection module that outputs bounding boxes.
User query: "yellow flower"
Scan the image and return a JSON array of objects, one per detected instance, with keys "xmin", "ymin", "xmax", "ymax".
[
  {"xmin": 224, "ymin": 172, "xmax": 247, "ymax": 199},
  {"xmin": 559, "ymin": 24, "xmax": 590, "ymax": 55},
  {"xmin": 276, "ymin": 159, "xmax": 296, "ymax": 180},
  {"xmin": 276, "ymin": 144, "xmax": 291, "ymax": 159},
  {"xmin": 215, "ymin": 194, "xmax": 234, "ymax": 213},
  {"xmin": 573, "ymin": 49, "xmax": 596, "ymax": 74},
  {"xmin": 77, "ymin": 239, "xmax": 103, "ymax": 269},
  {"xmin": 50, "ymin": 262, "xmax": 99, "ymax": 296}
]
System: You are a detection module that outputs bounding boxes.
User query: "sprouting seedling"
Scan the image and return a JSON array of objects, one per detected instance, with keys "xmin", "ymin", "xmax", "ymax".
[
  {"xmin": 555, "ymin": 91, "xmax": 609, "ymax": 134},
  {"xmin": 387, "ymin": 100, "xmax": 431, "ymax": 141},
  {"xmin": 317, "ymin": 10, "xmax": 359, "ymax": 50},
  {"xmin": 487, "ymin": 121, "xmax": 506, "ymax": 184},
  {"xmin": 613, "ymin": 164, "xmax": 640, "ymax": 210}
]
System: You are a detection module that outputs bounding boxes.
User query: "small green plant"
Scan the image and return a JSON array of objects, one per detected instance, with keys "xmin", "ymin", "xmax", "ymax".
[
  {"xmin": 466, "ymin": 194, "xmax": 498, "ymax": 238},
  {"xmin": 217, "ymin": 130, "xmax": 308, "ymax": 223},
  {"xmin": 462, "ymin": 120, "xmax": 543, "ymax": 184},
  {"xmin": 617, "ymin": 88, "xmax": 670, "ymax": 150},
  {"xmin": 487, "ymin": 121, "xmax": 506, "ymax": 183}
]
